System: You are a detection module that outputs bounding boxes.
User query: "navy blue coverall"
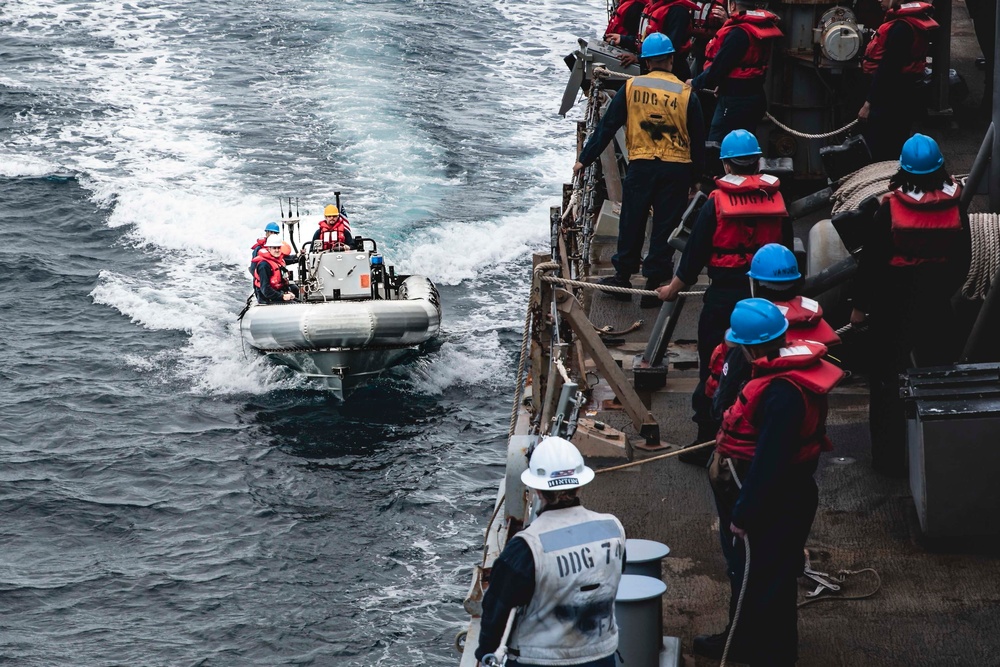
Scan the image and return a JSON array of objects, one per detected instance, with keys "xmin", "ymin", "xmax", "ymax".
[{"xmin": 577, "ymin": 81, "xmax": 705, "ymax": 285}]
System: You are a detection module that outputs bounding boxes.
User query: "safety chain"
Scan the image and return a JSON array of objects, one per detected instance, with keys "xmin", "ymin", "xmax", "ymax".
[
  {"xmin": 764, "ymin": 112, "xmax": 859, "ymax": 140},
  {"xmin": 540, "ymin": 274, "xmax": 705, "ymax": 298}
]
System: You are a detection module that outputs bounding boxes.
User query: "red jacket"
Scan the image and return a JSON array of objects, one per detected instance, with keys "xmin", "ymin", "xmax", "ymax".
[
  {"xmin": 716, "ymin": 341, "xmax": 844, "ymax": 463},
  {"xmin": 703, "ymin": 10, "xmax": 782, "ymax": 80},
  {"xmin": 861, "ymin": 2, "xmax": 938, "ymax": 76},
  {"xmin": 709, "ymin": 174, "xmax": 787, "ymax": 269},
  {"xmin": 886, "ymin": 182, "xmax": 962, "ymax": 267},
  {"xmin": 251, "ymin": 253, "xmax": 287, "ymax": 292}
]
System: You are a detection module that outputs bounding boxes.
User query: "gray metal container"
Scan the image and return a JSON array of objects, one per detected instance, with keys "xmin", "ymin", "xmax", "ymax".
[
  {"xmin": 615, "ymin": 574, "xmax": 666, "ymax": 667},
  {"xmin": 624, "ymin": 539, "xmax": 671, "ymax": 581},
  {"xmin": 901, "ymin": 363, "xmax": 1000, "ymax": 537}
]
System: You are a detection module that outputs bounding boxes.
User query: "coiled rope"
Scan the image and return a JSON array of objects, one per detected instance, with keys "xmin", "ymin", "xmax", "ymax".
[
  {"xmin": 830, "ymin": 161, "xmax": 899, "ymax": 215},
  {"xmin": 963, "ymin": 213, "xmax": 1000, "ymax": 300},
  {"xmin": 540, "ymin": 274, "xmax": 705, "ymax": 299}
]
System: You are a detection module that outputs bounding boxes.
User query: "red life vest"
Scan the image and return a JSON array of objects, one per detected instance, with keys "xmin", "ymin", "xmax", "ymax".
[
  {"xmin": 709, "ymin": 174, "xmax": 787, "ymax": 269},
  {"xmin": 861, "ymin": 2, "xmax": 938, "ymax": 76},
  {"xmin": 705, "ymin": 342, "xmax": 729, "ymax": 399},
  {"xmin": 251, "ymin": 253, "xmax": 287, "ymax": 292},
  {"xmin": 606, "ymin": 0, "xmax": 649, "ymax": 38},
  {"xmin": 691, "ymin": 0, "xmax": 725, "ymax": 39},
  {"xmin": 251, "ymin": 237, "xmax": 266, "ymax": 253},
  {"xmin": 639, "ymin": 0, "xmax": 699, "ymax": 53},
  {"xmin": 318, "ymin": 216, "xmax": 352, "ymax": 251},
  {"xmin": 703, "ymin": 10, "xmax": 782, "ymax": 80},
  {"xmin": 885, "ymin": 182, "xmax": 962, "ymax": 267},
  {"xmin": 774, "ymin": 296, "xmax": 841, "ymax": 346},
  {"xmin": 716, "ymin": 341, "xmax": 844, "ymax": 463}
]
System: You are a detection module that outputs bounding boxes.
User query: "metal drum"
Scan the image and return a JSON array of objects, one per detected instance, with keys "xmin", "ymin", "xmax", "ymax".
[
  {"xmin": 624, "ymin": 538, "xmax": 671, "ymax": 581},
  {"xmin": 615, "ymin": 574, "xmax": 667, "ymax": 667}
]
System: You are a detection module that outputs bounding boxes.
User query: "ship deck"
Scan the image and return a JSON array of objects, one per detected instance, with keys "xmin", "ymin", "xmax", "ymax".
[{"xmin": 576, "ymin": 3, "xmax": 1000, "ymax": 664}]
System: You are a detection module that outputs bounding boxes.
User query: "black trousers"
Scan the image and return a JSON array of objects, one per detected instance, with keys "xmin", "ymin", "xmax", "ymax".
[
  {"xmin": 613, "ymin": 159, "xmax": 693, "ymax": 282},
  {"xmin": 707, "ymin": 91, "xmax": 767, "ymax": 143},
  {"xmin": 692, "ymin": 283, "xmax": 751, "ymax": 435},
  {"xmin": 710, "ymin": 455, "xmax": 818, "ymax": 667},
  {"xmin": 867, "ymin": 267, "xmax": 962, "ymax": 473},
  {"xmin": 862, "ymin": 77, "xmax": 921, "ymax": 163}
]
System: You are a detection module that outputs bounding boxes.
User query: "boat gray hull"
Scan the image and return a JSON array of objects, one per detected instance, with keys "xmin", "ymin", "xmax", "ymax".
[{"xmin": 241, "ymin": 276, "xmax": 440, "ymax": 397}]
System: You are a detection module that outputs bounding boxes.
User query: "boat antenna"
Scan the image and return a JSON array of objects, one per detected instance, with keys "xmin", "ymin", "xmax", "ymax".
[
  {"xmin": 287, "ymin": 197, "xmax": 294, "ymax": 219},
  {"xmin": 279, "ymin": 197, "xmax": 285, "ymax": 220},
  {"xmin": 295, "ymin": 197, "xmax": 299, "ymax": 217}
]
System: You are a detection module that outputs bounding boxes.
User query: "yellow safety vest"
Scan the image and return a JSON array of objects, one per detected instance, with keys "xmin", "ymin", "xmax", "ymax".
[{"xmin": 624, "ymin": 71, "xmax": 692, "ymax": 163}]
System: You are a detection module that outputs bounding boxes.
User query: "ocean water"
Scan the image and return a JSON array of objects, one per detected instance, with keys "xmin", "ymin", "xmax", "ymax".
[{"xmin": 0, "ymin": 1, "xmax": 601, "ymax": 664}]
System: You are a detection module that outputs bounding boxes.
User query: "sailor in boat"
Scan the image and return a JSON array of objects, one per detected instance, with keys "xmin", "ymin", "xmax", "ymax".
[
  {"xmin": 657, "ymin": 129, "xmax": 791, "ymax": 464},
  {"xmin": 250, "ymin": 235, "xmax": 299, "ymax": 304},
  {"xmin": 848, "ymin": 133, "xmax": 969, "ymax": 476},
  {"xmin": 312, "ymin": 204, "xmax": 356, "ymax": 252},
  {"xmin": 702, "ymin": 298, "xmax": 844, "ymax": 665},
  {"xmin": 573, "ymin": 33, "xmax": 705, "ymax": 308},
  {"xmin": 475, "ymin": 437, "xmax": 626, "ymax": 667},
  {"xmin": 249, "ymin": 221, "xmax": 284, "ymax": 272},
  {"xmin": 689, "ymin": 0, "xmax": 782, "ymax": 142},
  {"xmin": 706, "ymin": 243, "xmax": 841, "ymax": 427}
]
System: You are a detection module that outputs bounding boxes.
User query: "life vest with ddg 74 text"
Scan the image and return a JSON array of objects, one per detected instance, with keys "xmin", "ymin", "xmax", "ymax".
[
  {"xmin": 709, "ymin": 173, "xmax": 787, "ymax": 269},
  {"xmin": 624, "ymin": 71, "xmax": 693, "ymax": 162}
]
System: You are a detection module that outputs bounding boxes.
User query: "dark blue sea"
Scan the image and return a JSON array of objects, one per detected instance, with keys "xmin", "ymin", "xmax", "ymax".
[{"xmin": 0, "ymin": 1, "xmax": 600, "ymax": 665}]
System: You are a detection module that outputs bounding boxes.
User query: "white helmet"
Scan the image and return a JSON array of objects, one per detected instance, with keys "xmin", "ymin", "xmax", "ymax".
[
  {"xmin": 520, "ymin": 436, "xmax": 595, "ymax": 491},
  {"xmin": 264, "ymin": 234, "xmax": 283, "ymax": 248}
]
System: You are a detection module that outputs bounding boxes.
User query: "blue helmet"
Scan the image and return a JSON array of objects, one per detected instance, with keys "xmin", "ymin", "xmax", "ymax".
[
  {"xmin": 900, "ymin": 133, "xmax": 944, "ymax": 175},
  {"xmin": 264, "ymin": 222, "xmax": 281, "ymax": 234},
  {"xmin": 720, "ymin": 129, "xmax": 763, "ymax": 160},
  {"xmin": 725, "ymin": 298, "xmax": 789, "ymax": 346},
  {"xmin": 747, "ymin": 243, "xmax": 801, "ymax": 282},
  {"xmin": 641, "ymin": 33, "xmax": 675, "ymax": 59}
]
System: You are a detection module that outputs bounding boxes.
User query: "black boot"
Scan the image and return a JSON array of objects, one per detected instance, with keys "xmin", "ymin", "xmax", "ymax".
[
  {"xmin": 640, "ymin": 277, "xmax": 666, "ymax": 308},
  {"xmin": 678, "ymin": 437, "xmax": 715, "ymax": 466},
  {"xmin": 599, "ymin": 274, "xmax": 633, "ymax": 301}
]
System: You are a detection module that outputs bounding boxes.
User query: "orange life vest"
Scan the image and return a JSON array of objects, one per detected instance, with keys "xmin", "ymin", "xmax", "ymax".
[
  {"xmin": 318, "ymin": 217, "xmax": 351, "ymax": 251},
  {"xmin": 606, "ymin": 0, "xmax": 649, "ymax": 38},
  {"xmin": 639, "ymin": 0, "xmax": 699, "ymax": 53},
  {"xmin": 716, "ymin": 341, "xmax": 844, "ymax": 463},
  {"xmin": 703, "ymin": 10, "xmax": 782, "ymax": 80},
  {"xmin": 861, "ymin": 2, "xmax": 938, "ymax": 76},
  {"xmin": 709, "ymin": 174, "xmax": 787, "ymax": 269},
  {"xmin": 886, "ymin": 182, "xmax": 962, "ymax": 267},
  {"xmin": 251, "ymin": 253, "xmax": 287, "ymax": 292},
  {"xmin": 774, "ymin": 296, "xmax": 841, "ymax": 346}
]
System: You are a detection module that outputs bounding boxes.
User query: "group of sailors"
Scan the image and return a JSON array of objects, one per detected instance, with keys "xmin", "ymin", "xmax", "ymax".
[
  {"xmin": 248, "ymin": 204, "xmax": 356, "ymax": 305},
  {"xmin": 477, "ymin": 0, "xmax": 970, "ymax": 664}
]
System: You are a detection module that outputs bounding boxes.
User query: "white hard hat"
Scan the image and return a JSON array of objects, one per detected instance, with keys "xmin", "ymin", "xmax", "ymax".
[
  {"xmin": 264, "ymin": 234, "xmax": 283, "ymax": 247},
  {"xmin": 520, "ymin": 436, "xmax": 595, "ymax": 491}
]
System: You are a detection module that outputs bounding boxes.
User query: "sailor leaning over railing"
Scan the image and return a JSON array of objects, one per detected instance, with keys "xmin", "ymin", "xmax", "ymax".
[{"xmin": 572, "ymin": 33, "xmax": 706, "ymax": 309}]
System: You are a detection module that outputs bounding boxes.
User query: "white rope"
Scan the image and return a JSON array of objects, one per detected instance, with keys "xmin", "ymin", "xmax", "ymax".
[
  {"xmin": 830, "ymin": 161, "xmax": 899, "ymax": 215},
  {"xmin": 540, "ymin": 274, "xmax": 705, "ymax": 298},
  {"xmin": 764, "ymin": 112, "xmax": 859, "ymax": 140},
  {"xmin": 962, "ymin": 213, "xmax": 1000, "ymax": 300}
]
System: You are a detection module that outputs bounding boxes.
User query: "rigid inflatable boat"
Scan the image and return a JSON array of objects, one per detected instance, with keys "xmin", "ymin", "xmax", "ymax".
[{"xmin": 240, "ymin": 201, "xmax": 440, "ymax": 399}]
